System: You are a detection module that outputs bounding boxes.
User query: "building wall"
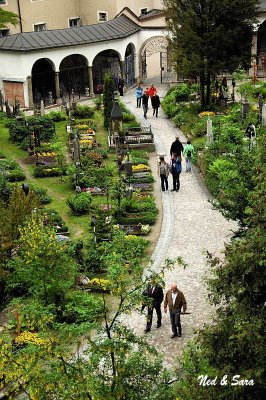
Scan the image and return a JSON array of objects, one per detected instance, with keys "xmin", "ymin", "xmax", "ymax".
[{"xmin": 0, "ymin": 0, "xmax": 164, "ymax": 34}]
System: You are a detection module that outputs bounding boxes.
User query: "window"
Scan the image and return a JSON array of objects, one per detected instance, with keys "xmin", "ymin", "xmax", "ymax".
[
  {"xmin": 34, "ymin": 23, "xmax": 47, "ymax": 32},
  {"xmin": 140, "ymin": 8, "xmax": 148, "ymax": 15},
  {"xmin": 0, "ymin": 0, "xmax": 7, "ymax": 5},
  {"xmin": 98, "ymin": 11, "xmax": 108, "ymax": 22},
  {"xmin": 69, "ymin": 18, "xmax": 81, "ymax": 27},
  {"xmin": 0, "ymin": 28, "xmax": 10, "ymax": 37}
]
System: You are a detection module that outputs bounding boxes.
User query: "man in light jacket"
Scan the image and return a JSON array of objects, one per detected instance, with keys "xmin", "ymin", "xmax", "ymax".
[{"xmin": 164, "ymin": 283, "xmax": 187, "ymax": 338}]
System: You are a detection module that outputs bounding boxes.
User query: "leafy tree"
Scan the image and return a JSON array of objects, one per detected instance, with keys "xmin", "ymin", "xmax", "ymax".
[
  {"xmin": 103, "ymin": 72, "xmax": 115, "ymax": 129},
  {"xmin": 0, "ymin": 186, "xmax": 39, "ymax": 307},
  {"xmin": 0, "ymin": 7, "xmax": 19, "ymax": 29},
  {"xmin": 163, "ymin": 0, "xmax": 259, "ymax": 106},
  {"xmin": 7, "ymin": 215, "xmax": 77, "ymax": 306}
]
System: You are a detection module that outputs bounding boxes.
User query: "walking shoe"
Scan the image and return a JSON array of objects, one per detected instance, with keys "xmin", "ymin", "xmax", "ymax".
[
  {"xmin": 171, "ymin": 189, "xmax": 175, "ymax": 192},
  {"xmin": 156, "ymin": 323, "xmax": 162, "ymax": 328},
  {"xmin": 144, "ymin": 328, "xmax": 151, "ymax": 333},
  {"xmin": 170, "ymin": 334, "xmax": 177, "ymax": 338}
]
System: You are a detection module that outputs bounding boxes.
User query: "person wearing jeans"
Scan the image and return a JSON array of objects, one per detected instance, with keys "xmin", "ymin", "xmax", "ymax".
[
  {"xmin": 164, "ymin": 283, "xmax": 187, "ymax": 338},
  {"xmin": 142, "ymin": 90, "xmax": 149, "ymax": 119},
  {"xmin": 136, "ymin": 84, "xmax": 143, "ymax": 108},
  {"xmin": 158, "ymin": 156, "xmax": 169, "ymax": 191},
  {"xmin": 183, "ymin": 140, "xmax": 194, "ymax": 172}
]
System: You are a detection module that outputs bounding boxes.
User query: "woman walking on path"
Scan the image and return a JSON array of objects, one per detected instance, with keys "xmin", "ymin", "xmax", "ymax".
[
  {"xmin": 136, "ymin": 84, "xmax": 143, "ymax": 108},
  {"xmin": 183, "ymin": 140, "xmax": 194, "ymax": 172},
  {"xmin": 158, "ymin": 156, "xmax": 169, "ymax": 191}
]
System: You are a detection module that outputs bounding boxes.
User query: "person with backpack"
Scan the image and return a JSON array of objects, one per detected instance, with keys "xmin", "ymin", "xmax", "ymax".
[
  {"xmin": 170, "ymin": 154, "xmax": 182, "ymax": 191},
  {"xmin": 158, "ymin": 156, "xmax": 169, "ymax": 191},
  {"xmin": 183, "ymin": 140, "xmax": 194, "ymax": 172}
]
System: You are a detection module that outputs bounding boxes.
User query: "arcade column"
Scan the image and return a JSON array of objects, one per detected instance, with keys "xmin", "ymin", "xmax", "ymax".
[
  {"xmin": 27, "ymin": 76, "xmax": 34, "ymax": 109},
  {"xmin": 88, "ymin": 66, "xmax": 95, "ymax": 98},
  {"xmin": 55, "ymin": 71, "xmax": 61, "ymax": 105}
]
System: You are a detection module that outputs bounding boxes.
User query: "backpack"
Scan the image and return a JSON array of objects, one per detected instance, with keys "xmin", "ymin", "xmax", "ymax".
[
  {"xmin": 159, "ymin": 163, "xmax": 167, "ymax": 175},
  {"xmin": 170, "ymin": 160, "xmax": 182, "ymax": 174},
  {"xmin": 187, "ymin": 149, "xmax": 192, "ymax": 158}
]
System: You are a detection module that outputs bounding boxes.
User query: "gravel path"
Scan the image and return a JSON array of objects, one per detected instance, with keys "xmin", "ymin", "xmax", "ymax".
[{"xmin": 119, "ymin": 84, "xmax": 237, "ymax": 367}]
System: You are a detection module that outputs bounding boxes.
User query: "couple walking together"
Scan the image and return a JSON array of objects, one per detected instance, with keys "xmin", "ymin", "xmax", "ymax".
[
  {"xmin": 142, "ymin": 279, "xmax": 187, "ymax": 338},
  {"xmin": 158, "ymin": 137, "xmax": 194, "ymax": 192}
]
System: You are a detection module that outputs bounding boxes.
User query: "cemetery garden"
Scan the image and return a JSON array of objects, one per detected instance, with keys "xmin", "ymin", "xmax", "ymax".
[{"xmin": 0, "ymin": 73, "xmax": 265, "ymax": 399}]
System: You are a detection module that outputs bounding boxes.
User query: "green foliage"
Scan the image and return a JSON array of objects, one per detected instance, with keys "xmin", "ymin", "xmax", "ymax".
[
  {"xmin": 61, "ymin": 290, "xmax": 103, "ymax": 324},
  {"xmin": 67, "ymin": 192, "xmax": 92, "ymax": 215},
  {"xmin": 33, "ymin": 165, "xmax": 67, "ymax": 177},
  {"xmin": 71, "ymin": 104, "xmax": 94, "ymax": 119},
  {"xmin": 103, "ymin": 73, "xmax": 115, "ymax": 129},
  {"xmin": 163, "ymin": 0, "xmax": 257, "ymax": 106},
  {"xmin": 8, "ymin": 115, "xmax": 55, "ymax": 144},
  {"xmin": 0, "ymin": 8, "xmax": 19, "ymax": 29},
  {"xmin": 46, "ymin": 110, "xmax": 67, "ymax": 122},
  {"xmin": 29, "ymin": 184, "xmax": 52, "ymax": 204},
  {"xmin": 7, "ymin": 216, "xmax": 77, "ymax": 305},
  {"xmin": 122, "ymin": 112, "xmax": 135, "ymax": 122}
]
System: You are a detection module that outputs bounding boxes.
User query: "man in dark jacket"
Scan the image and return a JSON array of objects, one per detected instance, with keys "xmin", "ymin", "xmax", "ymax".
[
  {"xmin": 142, "ymin": 279, "xmax": 164, "ymax": 332},
  {"xmin": 170, "ymin": 136, "xmax": 184, "ymax": 157},
  {"xmin": 142, "ymin": 89, "xmax": 149, "ymax": 119}
]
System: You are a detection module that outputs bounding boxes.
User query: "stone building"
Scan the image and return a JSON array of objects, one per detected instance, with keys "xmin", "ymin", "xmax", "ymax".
[{"xmin": 0, "ymin": 0, "xmax": 163, "ymax": 34}]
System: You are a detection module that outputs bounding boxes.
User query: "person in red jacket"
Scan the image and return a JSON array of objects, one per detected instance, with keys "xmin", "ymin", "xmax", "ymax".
[{"xmin": 148, "ymin": 83, "xmax": 157, "ymax": 98}]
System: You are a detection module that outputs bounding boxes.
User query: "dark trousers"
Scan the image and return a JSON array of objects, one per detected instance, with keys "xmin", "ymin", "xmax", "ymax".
[
  {"xmin": 143, "ymin": 104, "xmax": 148, "ymax": 118},
  {"xmin": 153, "ymin": 107, "xmax": 159, "ymax": 117},
  {"xmin": 170, "ymin": 310, "xmax": 182, "ymax": 335},
  {"xmin": 146, "ymin": 303, "xmax": 162, "ymax": 329},
  {"xmin": 160, "ymin": 174, "xmax": 168, "ymax": 191},
  {"xmin": 172, "ymin": 172, "xmax": 180, "ymax": 190},
  {"xmin": 137, "ymin": 97, "xmax": 142, "ymax": 107}
]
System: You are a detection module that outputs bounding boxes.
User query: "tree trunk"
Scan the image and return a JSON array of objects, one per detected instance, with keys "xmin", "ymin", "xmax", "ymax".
[
  {"xmin": 206, "ymin": 72, "xmax": 211, "ymax": 106},
  {"xmin": 200, "ymin": 73, "xmax": 205, "ymax": 107}
]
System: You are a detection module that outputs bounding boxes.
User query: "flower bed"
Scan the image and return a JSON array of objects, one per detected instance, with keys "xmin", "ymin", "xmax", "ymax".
[
  {"xmin": 132, "ymin": 164, "xmax": 150, "ymax": 172},
  {"xmin": 115, "ymin": 224, "xmax": 151, "ymax": 235},
  {"xmin": 81, "ymin": 187, "xmax": 104, "ymax": 195},
  {"xmin": 33, "ymin": 165, "xmax": 67, "ymax": 177}
]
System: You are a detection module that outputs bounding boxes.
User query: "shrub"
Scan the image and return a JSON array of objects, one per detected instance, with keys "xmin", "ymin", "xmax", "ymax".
[
  {"xmin": 6, "ymin": 169, "xmax": 25, "ymax": 182},
  {"xmin": 123, "ymin": 112, "xmax": 135, "ymax": 122},
  {"xmin": 47, "ymin": 111, "xmax": 67, "ymax": 122},
  {"xmin": 30, "ymin": 184, "xmax": 52, "ymax": 204},
  {"xmin": 71, "ymin": 105, "xmax": 94, "ymax": 119},
  {"xmin": 67, "ymin": 192, "xmax": 92, "ymax": 215}
]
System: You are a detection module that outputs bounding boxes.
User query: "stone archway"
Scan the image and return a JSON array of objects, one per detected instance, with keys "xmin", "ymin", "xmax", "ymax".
[
  {"xmin": 139, "ymin": 36, "xmax": 169, "ymax": 83},
  {"xmin": 59, "ymin": 54, "xmax": 89, "ymax": 100},
  {"xmin": 32, "ymin": 58, "xmax": 56, "ymax": 106},
  {"xmin": 92, "ymin": 49, "xmax": 122, "ymax": 94}
]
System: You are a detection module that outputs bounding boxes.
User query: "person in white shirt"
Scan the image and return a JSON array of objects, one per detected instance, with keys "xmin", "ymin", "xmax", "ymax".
[{"xmin": 164, "ymin": 283, "xmax": 187, "ymax": 338}]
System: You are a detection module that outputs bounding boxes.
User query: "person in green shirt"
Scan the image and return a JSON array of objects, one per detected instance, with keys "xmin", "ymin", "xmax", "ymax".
[{"xmin": 183, "ymin": 140, "xmax": 194, "ymax": 172}]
